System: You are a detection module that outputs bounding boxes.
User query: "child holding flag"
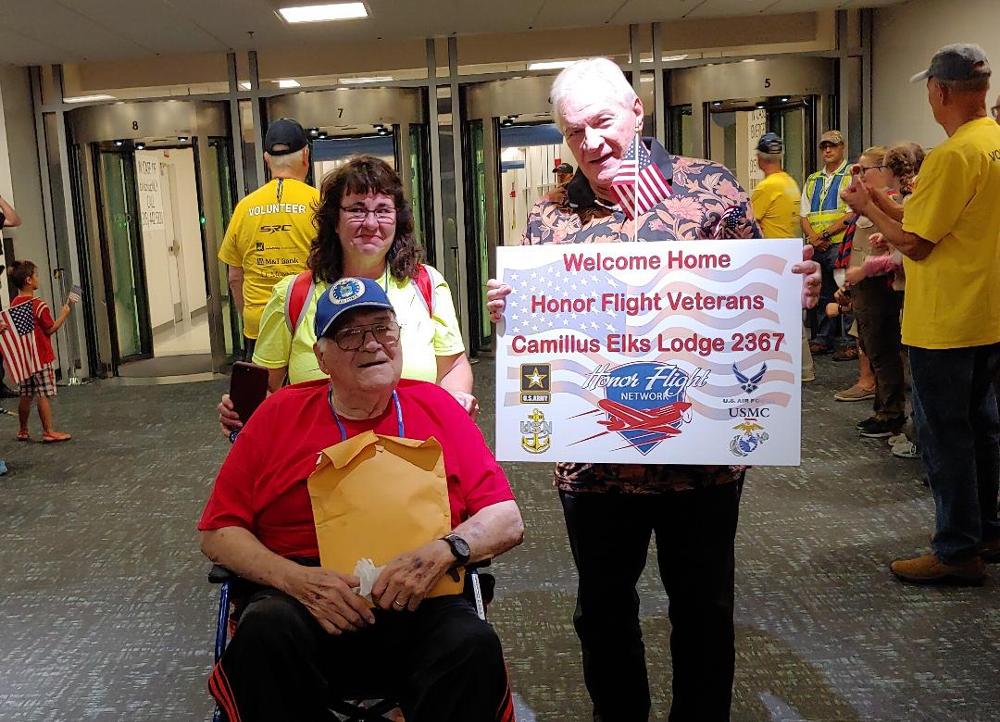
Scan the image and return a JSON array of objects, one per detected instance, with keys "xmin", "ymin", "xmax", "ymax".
[{"xmin": 1, "ymin": 260, "xmax": 77, "ymax": 442}]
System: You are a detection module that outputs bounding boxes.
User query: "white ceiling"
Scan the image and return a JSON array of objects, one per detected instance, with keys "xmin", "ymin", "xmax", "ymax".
[{"xmin": 0, "ymin": 0, "xmax": 904, "ymax": 65}]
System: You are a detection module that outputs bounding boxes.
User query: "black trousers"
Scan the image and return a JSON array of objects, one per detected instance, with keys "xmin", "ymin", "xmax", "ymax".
[
  {"xmin": 242, "ymin": 336, "xmax": 256, "ymax": 362},
  {"xmin": 853, "ymin": 279, "xmax": 905, "ymax": 423},
  {"xmin": 211, "ymin": 589, "xmax": 514, "ymax": 722},
  {"xmin": 561, "ymin": 481, "xmax": 743, "ymax": 722}
]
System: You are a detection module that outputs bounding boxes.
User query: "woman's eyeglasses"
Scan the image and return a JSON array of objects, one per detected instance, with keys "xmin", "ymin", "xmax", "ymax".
[
  {"xmin": 859, "ymin": 165, "xmax": 886, "ymax": 173},
  {"xmin": 332, "ymin": 321, "xmax": 401, "ymax": 351},
  {"xmin": 340, "ymin": 205, "xmax": 397, "ymax": 223}
]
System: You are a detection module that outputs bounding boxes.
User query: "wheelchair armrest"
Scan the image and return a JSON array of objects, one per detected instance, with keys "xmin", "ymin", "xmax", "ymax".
[
  {"xmin": 209, "ymin": 559, "xmax": 491, "ymax": 585},
  {"xmin": 208, "ymin": 564, "xmax": 237, "ymax": 584}
]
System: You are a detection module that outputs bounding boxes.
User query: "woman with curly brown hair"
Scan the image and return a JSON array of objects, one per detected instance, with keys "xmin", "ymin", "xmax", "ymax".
[{"xmin": 229, "ymin": 155, "xmax": 475, "ymax": 420}]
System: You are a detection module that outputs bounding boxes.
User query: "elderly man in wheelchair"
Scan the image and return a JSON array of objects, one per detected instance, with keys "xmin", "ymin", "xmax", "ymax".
[{"xmin": 199, "ymin": 277, "xmax": 524, "ymax": 722}]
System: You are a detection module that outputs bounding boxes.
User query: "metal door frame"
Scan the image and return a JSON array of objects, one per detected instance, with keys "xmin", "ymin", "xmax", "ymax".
[
  {"xmin": 68, "ymin": 99, "xmax": 233, "ymax": 375},
  {"xmin": 90, "ymin": 144, "xmax": 152, "ymax": 365},
  {"xmin": 264, "ymin": 87, "xmax": 434, "ymax": 260},
  {"xmin": 668, "ymin": 56, "xmax": 836, "ymax": 161},
  {"xmin": 461, "ymin": 76, "xmax": 557, "ymax": 353}
]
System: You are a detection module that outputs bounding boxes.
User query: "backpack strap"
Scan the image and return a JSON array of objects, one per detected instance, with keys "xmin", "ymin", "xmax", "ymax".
[
  {"xmin": 284, "ymin": 271, "xmax": 316, "ymax": 335},
  {"xmin": 413, "ymin": 264, "xmax": 434, "ymax": 317}
]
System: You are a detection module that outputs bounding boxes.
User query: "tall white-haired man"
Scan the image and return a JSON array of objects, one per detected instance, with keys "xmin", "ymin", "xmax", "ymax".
[{"xmin": 488, "ymin": 57, "xmax": 821, "ymax": 721}]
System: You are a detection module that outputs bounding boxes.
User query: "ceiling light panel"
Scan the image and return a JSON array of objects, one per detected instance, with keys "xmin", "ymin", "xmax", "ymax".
[
  {"xmin": 527, "ymin": 60, "xmax": 576, "ymax": 71},
  {"xmin": 277, "ymin": 3, "xmax": 368, "ymax": 24},
  {"xmin": 64, "ymin": 94, "xmax": 115, "ymax": 103},
  {"xmin": 340, "ymin": 76, "xmax": 393, "ymax": 84}
]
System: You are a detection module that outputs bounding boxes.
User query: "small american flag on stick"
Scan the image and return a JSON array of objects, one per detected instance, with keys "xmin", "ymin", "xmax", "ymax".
[
  {"xmin": 610, "ymin": 135, "xmax": 672, "ymax": 220},
  {"xmin": 0, "ymin": 300, "xmax": 43, "ymax": 384}
]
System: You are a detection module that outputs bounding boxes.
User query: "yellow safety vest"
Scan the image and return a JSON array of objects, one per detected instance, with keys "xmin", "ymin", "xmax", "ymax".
[{"xmin": 804, "ymin": 162, "xmax": 851, "ymax": 243}]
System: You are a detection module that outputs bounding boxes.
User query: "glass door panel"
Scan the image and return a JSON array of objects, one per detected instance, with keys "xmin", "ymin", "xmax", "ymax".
[
  {"xmin": 206, "ymin": 138, "xmax": 238, "ymax": 360},
  {"xmin": 311, "ymin": 135, "xmax": 396, "ymax": 184},
  {"xmin": 668, "ymin": 104, "xmax": 695, "ymax": 157},
  {"xmin": 408, "ymin": 123, "xmax": 433, "ymax": 263},
  {"xmin": 465, "ymin": 120, "xmax": 490, "ymax": 344},
  {"xmin": 96, "ymin": 148, "xmax": 150, "ymax": 361},
  {"xmin": 498, "ymin": 123, "xmax": 565, "ymax": 246}
]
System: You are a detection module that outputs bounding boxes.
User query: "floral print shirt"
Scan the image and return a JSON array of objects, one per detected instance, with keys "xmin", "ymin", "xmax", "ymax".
[{"xmin": 520, "ymin": 139, "xmax": 760, "ymax": 494}]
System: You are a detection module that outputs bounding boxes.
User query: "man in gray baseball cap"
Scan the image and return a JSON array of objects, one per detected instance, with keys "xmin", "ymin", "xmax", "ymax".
[
  {"xmin": 842, "ymin": 43, "xmax": 1000, "ymax": 586},
  {"xmin": 910, "ymin": 43, "xmax": 991, "ymax": 84}
]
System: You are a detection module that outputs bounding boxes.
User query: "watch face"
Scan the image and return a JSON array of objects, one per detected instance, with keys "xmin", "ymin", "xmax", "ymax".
[{"xmin": 449, "ymin": 534, "xmax": 471, "ymax": 559}]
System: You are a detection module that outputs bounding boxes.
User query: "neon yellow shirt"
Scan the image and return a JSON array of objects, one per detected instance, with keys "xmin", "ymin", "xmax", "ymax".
[
  {"xmin": 751, "ymin": 171, "xmax": 801, "ymax": 239},
  {"xmin": 901, "ymin": 117, "xmax": 1000, "ymax": 349},
  {"xmin": 218, "ymin": 178, "xmax": 320, "ymax": 339},
  {"xmin": 253, "ymin": 265, "xmax": 466, "ymax": 384}
]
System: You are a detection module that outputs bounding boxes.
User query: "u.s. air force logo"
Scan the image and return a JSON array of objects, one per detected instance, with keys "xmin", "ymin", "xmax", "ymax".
[{"xmin": 329, "ymin": 278, "xmax": 365, "ymax": 304}]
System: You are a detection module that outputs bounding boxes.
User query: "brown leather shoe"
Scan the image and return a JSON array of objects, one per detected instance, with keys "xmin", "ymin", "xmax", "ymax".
[
  {"xmin": 890, "ymin": 553, "xmax": 985, "ymax": 586},
  {"xmin": 980, "ymin": 537, "xmax": 1000, "ymax": 563}
]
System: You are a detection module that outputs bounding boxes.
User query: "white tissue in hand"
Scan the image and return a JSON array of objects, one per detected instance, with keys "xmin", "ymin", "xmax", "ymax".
[{"xmin": 354, "ymin": 558, "xmax": 384, "ymax": 602}]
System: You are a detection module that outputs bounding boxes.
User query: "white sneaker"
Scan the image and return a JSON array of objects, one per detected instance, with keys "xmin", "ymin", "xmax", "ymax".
[
  {"xmin": 892, "ymin": 441, "xmax": 920, "ymax": 459},
  {"xmin": 887, "ymin": 433, "xmax": 908, "ymax": 447}
]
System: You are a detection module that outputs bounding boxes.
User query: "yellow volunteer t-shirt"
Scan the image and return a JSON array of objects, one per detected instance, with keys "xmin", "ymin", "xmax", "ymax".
[
  {"xmin": 252, "ymin": 265, "xmax": 466, "ymax": 384},
  {"xmin": 901, "ymin": 117, "xmax": 1000, "ymax": 349},
  {"xmin": 750, "ymin": 171, "xmax": 801, "ymax": 239},
  {"xmin": 218, "ymin": 178, "xmax": 320, "ymax": 339}
]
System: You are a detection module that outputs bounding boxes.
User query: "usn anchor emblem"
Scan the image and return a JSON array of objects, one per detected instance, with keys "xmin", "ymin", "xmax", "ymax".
[{"xmin": 520, "ymin": 408, "xmax": 553, "ymax": 454}]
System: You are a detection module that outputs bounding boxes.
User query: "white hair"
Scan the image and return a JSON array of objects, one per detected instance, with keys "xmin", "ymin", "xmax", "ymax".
[
  {"xmin": 756, "ymin": 150, "xmax": 784, "ymax": 165},
  {"xmin": 549, "ymin": 57, "xmax": 638, "ymax": 134},
  {"xmin": 265, "ymin": 146, "xmax": 307, "ymax": 172}
]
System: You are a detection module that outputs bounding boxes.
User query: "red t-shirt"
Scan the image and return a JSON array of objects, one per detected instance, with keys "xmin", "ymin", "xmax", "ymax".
[
  {"xmin": 199, "ymin": 379, "xmax": 515, "ymax": 559},
  {"xmin": 12, "ymin": 295, "xmax": 56, "ymax": 365}
]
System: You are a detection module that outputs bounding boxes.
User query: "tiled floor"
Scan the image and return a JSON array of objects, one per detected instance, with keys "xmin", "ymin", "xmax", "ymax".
[
  {"xmin": 152, "ymin": 312, "xmax": 211, "ymax": 356},
  {"xmin": 0, "ymin": 356, "xmax": 996, "ymax": 721}
]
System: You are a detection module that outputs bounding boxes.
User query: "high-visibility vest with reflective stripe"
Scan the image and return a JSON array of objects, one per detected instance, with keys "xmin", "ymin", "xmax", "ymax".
[{"xmin": 804, "ymin": 162, "xmax": 851, "ymax": 243}]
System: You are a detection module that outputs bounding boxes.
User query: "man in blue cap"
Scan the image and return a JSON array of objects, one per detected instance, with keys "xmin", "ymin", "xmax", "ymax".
[
  {"xmin": 200, "ymin": 278, "xmax": 523, "ymax": 721},
  {"xmin": 843, "ymin": 43, "xmax": 1000, "ymax": 585}
]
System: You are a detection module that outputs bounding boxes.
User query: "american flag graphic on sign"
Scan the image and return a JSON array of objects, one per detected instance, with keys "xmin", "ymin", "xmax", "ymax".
[
  {"xmin": 609, "ymin": 137, "xmax": 672, "ymax": 220},
  {"xmin": 501, "ymin": 253, "xmax": 793, "ymax": 421},
  {"xmin": 0, "ymin": 300, "xmax": 43, "ymax": 384}
]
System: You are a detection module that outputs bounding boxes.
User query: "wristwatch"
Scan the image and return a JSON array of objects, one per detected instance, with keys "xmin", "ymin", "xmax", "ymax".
[
  {"xmin": 440, "ymin": 533, "xmax": 471, "ymax": 567},
  {"xmin": 820, "ymin": 230, "xmax": 831, "ymax": 241}
]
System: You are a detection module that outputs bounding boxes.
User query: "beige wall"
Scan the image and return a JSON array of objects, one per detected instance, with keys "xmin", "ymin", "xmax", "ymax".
[
  {"xmin": 872, "ymin": 0, "xmax": 1000, "ymax": 148},
  {"xmin": 0, "ymin": 64, "xmax": 74, "ymax": 371},
  {"xmin": 0, "ymin": 66, "xmax": 51, "ymax": 305}
]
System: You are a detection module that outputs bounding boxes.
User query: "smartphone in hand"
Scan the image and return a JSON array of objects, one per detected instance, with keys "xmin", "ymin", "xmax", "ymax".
[{"xmin": 229, "ymin": 362, "xmax": 269, "ymax": 427}]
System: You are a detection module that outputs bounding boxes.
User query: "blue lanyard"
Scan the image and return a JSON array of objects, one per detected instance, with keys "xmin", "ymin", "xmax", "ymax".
[{"xmin": 328, "ymin": 386, "xmax": 405, "ymax": 442}]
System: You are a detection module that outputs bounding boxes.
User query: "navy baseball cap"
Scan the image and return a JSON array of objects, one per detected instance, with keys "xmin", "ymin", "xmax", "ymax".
[
  {"xmin": 756, "ymin": 132, "xmax": 783, "ymax": 154},
  {"xmin": 314, "ymin": 278, "xmax": 394, "ymax": 339},
  {"xmin": 264, "ymin": 117, "xmax": 308, "ymax": 155},
  {"xmin": 910, "ymin": 43, "xmax": 991, "ymax": 83}
]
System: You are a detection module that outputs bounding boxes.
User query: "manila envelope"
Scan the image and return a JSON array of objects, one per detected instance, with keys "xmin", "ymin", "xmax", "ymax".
[{"xmin": 307, "ymin": 431, "xmax": 464, "ymax": 599}]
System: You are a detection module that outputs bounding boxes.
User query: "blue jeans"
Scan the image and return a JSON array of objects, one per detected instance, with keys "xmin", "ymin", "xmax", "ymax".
[
  {"xmin": 909, "ymin": 343, "xmax": 1000, "ymax": 563},
  {"xmin": 810, "ymin": 244, "xmax": 849, "ymax": 349}
]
